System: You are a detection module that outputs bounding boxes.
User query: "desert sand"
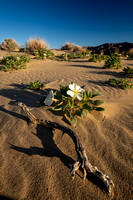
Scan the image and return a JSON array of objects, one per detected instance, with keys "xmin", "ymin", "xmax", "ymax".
[{"xmin": 0, "ymin": 50, "xmax": 133, "ymax": 200}]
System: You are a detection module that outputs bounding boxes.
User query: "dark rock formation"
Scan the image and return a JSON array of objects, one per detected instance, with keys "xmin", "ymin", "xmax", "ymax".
[{"xmin": 86, "ymin": 42, "xmax": 133, "ymax": 55}]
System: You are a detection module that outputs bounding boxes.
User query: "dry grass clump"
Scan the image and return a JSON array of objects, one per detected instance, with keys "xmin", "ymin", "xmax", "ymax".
[
  {"xmin": 61, "ymin": 42, "xmax": 84, "ymax": 52},
  {"xmin": 26, "ymin": 37, "xmax": 49, "ymax": 52},
  {"xmin": 1, "ymin": 38, "xmax": 19, "ymax": 51}
]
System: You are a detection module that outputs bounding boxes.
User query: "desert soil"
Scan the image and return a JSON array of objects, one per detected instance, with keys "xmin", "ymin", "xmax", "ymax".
[{"xmin": 0, "ymin": 50, "xmax": 133, "ymax": 200}]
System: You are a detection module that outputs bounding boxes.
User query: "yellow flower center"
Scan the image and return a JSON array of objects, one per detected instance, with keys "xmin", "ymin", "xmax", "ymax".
[{"xmin": 74, "ymin": 90, "xmax": 78, "ymax": 95}]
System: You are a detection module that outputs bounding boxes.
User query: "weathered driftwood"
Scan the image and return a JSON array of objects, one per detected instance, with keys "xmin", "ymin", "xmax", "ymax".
[{"xmin": 18, "ymin": 102, "xmax": 114, "ymax": 196}]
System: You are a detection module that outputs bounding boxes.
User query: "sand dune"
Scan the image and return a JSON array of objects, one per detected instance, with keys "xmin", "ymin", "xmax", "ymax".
[{"xmin": 0, "ymin": 51, "xmax": 133, "ymax": 200}]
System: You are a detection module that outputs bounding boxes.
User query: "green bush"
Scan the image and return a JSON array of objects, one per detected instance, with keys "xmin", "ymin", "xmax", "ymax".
[
  {"xmin": 0, "ymin": 54, "xmax": 30, "ymax": 71},
  {"xmin": 27, "ymin": 80, "xmax": 46, "ymax": 90},
  {"xmin": 104, "ymin": 55, "xmax": 121, "ymax": 69},
  {"xmin": 19, "ymin": 48, "xmax": 25, "ymax": 52},
  {"xmin": 127, "ymin": 54, "xmax": 133, "ymax": 60},
  {"xmin": 56, "ymin": 51, "xmax": 90, "ymax": 61},
  {"xmin": 44, "ymin": 83, "xmax": 105, "ymax": 126},
  {"xmin": 122, "ymin": 67, "xmax": 133, "ymax": 78},
  {"xmin": 68, "ymin": 51, "xmax": 90, "ymax": 59},
  {"xmin": 1, "ymin": 38, "xmax": 19, "ymax": 51},
  {"xmin": 33, "ymin": 49, "xmax": 54, "ymax": 60},
  {"xmin": 105, "ymin": 78, "xmax": 133, "ymax": 89},
  {"xmin": 89, "ymin": 54, "xmax": 106, "ymax": 62}
]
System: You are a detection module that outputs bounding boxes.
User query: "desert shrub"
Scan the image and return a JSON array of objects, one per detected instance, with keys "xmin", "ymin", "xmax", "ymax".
[
  {"xmin": 57, "ymin": 51, "xmax": 90, "ymax": 61},
  {"xmin": 26, "ymin": 37, "xmax": 49, "ymax": 53},
  {"xmin": 127, "ymin": 54, "xmax": 133, "ymax": 60},
  {"xmin": 104, "ymin": 54, "xmax": 122, "ymax": 69},
  {"xmin": 33, "ymin": 49, "xmax": 54, "ymax": 60},
  {"xmin": 105, "ymin": 78, "xmax": 133, "ymax": 89},
  {"xmin": 122, "ymin": 67, "xmax": 133, "ymax": 78},
  {"xmin": 68, "ymin": 52, "xmax": 90, "ymax": 59},
  {"xmin": 0, "ymin": 54, "xmax": 30, "ymax": 71},
  {"xmin": 57, "ymin": 53, "xmax": 69, "ymax": 61},
  {"xmin": 1, "ymin": 38, "xmax": 19, "ymax": 51},
  {"xmin": 44, "ymin": 83, "xmax": 105, "ymax": 126},
  {"xmin": 19, "ymin": 48, "xmax": 25, "ymax": 52},
  {"xmin": 61, "ymin": 42, "xmax": 84, "ymax": 52},
  {"xmin": 27, "ymin": 80, "xmax": 46, "ymax": 90},
  {"xmin": 89, "ymin": 54, "xmax": 105, "ymax": 62}
]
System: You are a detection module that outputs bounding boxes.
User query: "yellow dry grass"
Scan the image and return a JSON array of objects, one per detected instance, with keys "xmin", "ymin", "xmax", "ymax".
[{"xmin": 26, "ymin": 37, "xmax": 49, "ymax": 51}]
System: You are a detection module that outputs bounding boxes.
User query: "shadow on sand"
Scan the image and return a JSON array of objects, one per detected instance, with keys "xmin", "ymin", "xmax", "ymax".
[
  {"xmin": 0, "ymin": 83, "xmax": 51, "ymax": 107},
  {"xmin": 1, "ymin": 107, "xmax": 110, "ymax": 194}
]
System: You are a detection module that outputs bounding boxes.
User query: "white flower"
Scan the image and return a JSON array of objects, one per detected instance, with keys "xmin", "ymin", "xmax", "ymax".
[
  {"xmin": 0, "ymin": 57, "xmax": 3, "ymax": 60},
  {"xmin": 45, "ymin": 90, "xmax": 54, "ymax": 106},
  {"xmin": 67, "ymin": 83, "xmax": 84, "ymax": 101},
  {"xmin": 17, "ymin": 57, "xmax": 20, "ymax": 60}
]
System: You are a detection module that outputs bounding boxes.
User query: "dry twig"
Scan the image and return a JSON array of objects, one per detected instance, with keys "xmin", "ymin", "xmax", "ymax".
[{"xmin": 18, "ymin": 102, "xmax": 114, "ymax": 196}]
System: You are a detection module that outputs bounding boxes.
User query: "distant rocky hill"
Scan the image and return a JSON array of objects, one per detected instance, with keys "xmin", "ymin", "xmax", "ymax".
[{"xmin": 86, "ymin": 42, "xmax": 133, "ymax": 55}]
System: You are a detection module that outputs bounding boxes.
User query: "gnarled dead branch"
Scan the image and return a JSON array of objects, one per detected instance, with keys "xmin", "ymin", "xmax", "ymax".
[{"xmin": 18, "ymin": 102, "xmax": 114, "ymax": 196}]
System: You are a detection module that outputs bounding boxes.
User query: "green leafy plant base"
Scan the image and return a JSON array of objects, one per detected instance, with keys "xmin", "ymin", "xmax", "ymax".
[
  {"xmin": 0, "ymin": 54, "xmax": 30, "ymax": 71},
  {"xmin": 122, "ymin": 67, "xmax": 133, "ymax": 78},
  {"xmin": 44, "ymin": 84, "xmax": 105, "ymax": 127},
  {"xmin": 105, "ymin": 78, "xmax": 133, "ymax": 89},
  {"xmin": 89, "ymin": 54, "xmax": 107, "ymax": 62},
  {"xmin": 27, "ymin": 80, "xmax": 46, "ymax": 90},
  {"xmin": 33, "ymin": 49, "xmax": 54, "ymax": 60},
  {"xmin": 104, "ymin": 54, "xmax": 122, "ymax": 69}
]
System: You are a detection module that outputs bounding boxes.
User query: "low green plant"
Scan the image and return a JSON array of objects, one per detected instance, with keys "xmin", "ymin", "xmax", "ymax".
[
  {"xmin": 19, "ymin": 48, "xmax": 25, "ymax": 52},
  {"xmin": 27, "ymin": 80, "xmax": 46, "ymax": 90},
  {"xmin": 0, "ymin": 54, "xmax": 30, "ymax": 71},
  {"xmin": 89, "ymin": 54, "xmax": 105, "ymax": 62},
  {"xmin": 44, "ymin": 83, "xmax": 105, "ymax": 126},
  {"xmin": 68, "ymin": 51, "xmax": 90, "ymax": 59},
  {"xmin": 33, "ymin": 49, "xmax": 54, "ymax": 60},
  {"xmin": 105, "ymin": 78, "xmax": 133, "ymax": 89},
  {"xmin": 56, "ymin": 51, "xmax": 90, "ymax": 61},
  {"xmin": 104, "ymin": 55, "xmax": 121, "ymax": 69},
  {"xmin": 122, "ymin": 67, "xmax": 133, "ymax": 78},
  {"xmin": 127, "ymin": 54, "xmax": 133, "ymax": 60},
  {"xmin": 58, "ymin": 53, "xmax": 69, "ymax": 61}
]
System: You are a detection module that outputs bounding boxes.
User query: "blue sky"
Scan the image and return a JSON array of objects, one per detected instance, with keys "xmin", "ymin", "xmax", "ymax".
[{"xmin": 0, "ymin": 0, "xmax": 133, "ymax": 49}]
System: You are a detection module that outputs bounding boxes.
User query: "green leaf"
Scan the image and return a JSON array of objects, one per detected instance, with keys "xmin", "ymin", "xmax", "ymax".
[
  {"xmin": 82, "ymin": 104, "xmax": 93, "ymax": 111},
  {"xmin": 95, "ymin": 107, "xmax": 105, "ymax": 111},
  {"xmin": 92, "ymin": 92, "xmax": 102, "ymax": 98},
  {"xmin": 88, "ymin": 91, "xmax": 92, "ymax": 98},
  {"xmin": 68, "ymin": 99, "xmax": 74, "ymax": 108},
  {"xmin": 55, "ymin": 91, "xmax": 62, "ymax": 97},
  {"xmin": 53, "ymin": 104, "xmax": 63, "ymax": 110},
  {"xmin": 66, "ymin": 110, "xmax": 71, "ymax": 118},
  {"xmin": 71, "ymin": 115, "xmax": 77, "ymax": 127},
  {"xmin": 92, "ymin": 100, "xmax": 105, "ymax": 106},
  {"xmin": 62, "ymin": 105, "xmax": 66, "ymax": 111},
  {"xmin": 82, "ymin": 109, "xmax": 88, "ymax": 118},
  {"xmin": 86, "ymin": 91, "xmax": 89, "ymax": 98},
  {"xmin": 82, "ymin": 91, "xmax": 86, "ymax": 100},
  {"xmin": 75, "ymin": 110, "xmax": 83, "ymax": 117},
  {"xmin": 84, "ymin": 99, "xmax": 93, "ymax": 104}
]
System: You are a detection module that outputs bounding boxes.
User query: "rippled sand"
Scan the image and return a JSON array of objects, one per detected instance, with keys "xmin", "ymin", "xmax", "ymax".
[{"xmin": 0, "ymin": 50, "xmax": 133, "ymax": 200}]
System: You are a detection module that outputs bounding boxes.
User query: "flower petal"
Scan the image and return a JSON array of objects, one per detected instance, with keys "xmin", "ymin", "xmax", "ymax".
[
  {"xmin": 79, "ymin": 88, "xmax": 84, "ymax": 93},
  {"xmin": 75, "ymin": 85, "xmax": 81, "ymax": 91},
  {"xmin": 45, "ymin": 90, "xmax": 54, "ymax": 106},
  {"xmin": 77, "ymin": 93, "xmax": 83, "ymax": 101},
  {"xmin": 67, "ymin": 90, "xmax": 74, "ymax": 97},
  {"xmin": 69, "ymin": 83, "xmax": 78, "ymax": 91},
  {"xmin": 69, "ymin": 83, "xmax": 74, "ymax": 91}
]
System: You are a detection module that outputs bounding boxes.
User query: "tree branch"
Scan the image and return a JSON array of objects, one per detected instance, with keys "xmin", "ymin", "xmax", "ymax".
[{"xmin": 18, "ymin": 102, "xmax": 114, "ymax": 196}]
